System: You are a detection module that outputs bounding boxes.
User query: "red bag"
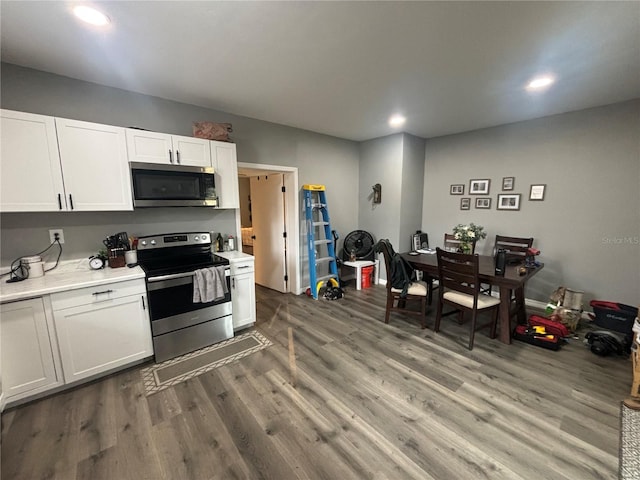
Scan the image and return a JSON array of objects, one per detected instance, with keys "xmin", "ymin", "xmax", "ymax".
[
  {"xmin": 513, "ymin": 325, "xmax": 562, "ymax": 350},
  {"xmin": 528, "ymin": 315, "xmax": 571, "ymax": 337}
]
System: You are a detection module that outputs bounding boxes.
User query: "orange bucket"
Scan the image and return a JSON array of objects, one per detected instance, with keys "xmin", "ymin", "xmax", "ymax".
[{"xmin": 361, "ymin": 266, "xmax": 374, "ymax": 288}]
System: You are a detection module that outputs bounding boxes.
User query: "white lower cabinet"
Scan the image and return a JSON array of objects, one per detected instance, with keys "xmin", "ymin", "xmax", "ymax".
[
  {"xmin": 51, "ymin": 279, "xmax": 153, "ymax": 384},
  {"xmin": 0, "ymin": 297, "xmax": 63, "ymax": 402},
  {"xmin": 230, "ymin": 258, "xmax": 256, "ymax": 330}
]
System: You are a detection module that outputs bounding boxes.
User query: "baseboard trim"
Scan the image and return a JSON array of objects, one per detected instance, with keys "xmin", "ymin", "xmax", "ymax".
[{"xmin": 525, "ymin": 298, "xmax": 548, "ymax": 311}]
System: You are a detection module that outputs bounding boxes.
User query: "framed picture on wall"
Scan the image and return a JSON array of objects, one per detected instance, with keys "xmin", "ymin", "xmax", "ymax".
[
  {"xmin": 450, "ymin": 184, "xmax": 464, "ymax": 195},
  {"xmin": 475, "ymin": 197, "xmax": 491, "ymax": 209},
  {"xmin": 460, "ymin": 197, "xmax": 471, "ymax": 210},
  {"xmin": 497, "ymin": 194, "xmax": 521, "ymax": 210},
  {"xmin": 529, "ymin": 184, "xmax": 546, "ymax": 201},
  {"xmin": 502, "ymin": 177, "xmax": 515, "ymax": 191},
  {"xmin": 469, "ymin": 179, "xmax": 490, "ymax": 194}
]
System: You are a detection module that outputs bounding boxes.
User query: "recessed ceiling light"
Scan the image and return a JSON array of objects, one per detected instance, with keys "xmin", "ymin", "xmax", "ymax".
[
  {"xmin": 526, "ymin": 75, "xmax": 555, "ymax": 91},
  {"xmin": 73, "ymin": 5, "xmax": 110, "ymax": 26},
  {"xmin": 388, "ymin": 114, "xmax": 406, "ymax": 128}
]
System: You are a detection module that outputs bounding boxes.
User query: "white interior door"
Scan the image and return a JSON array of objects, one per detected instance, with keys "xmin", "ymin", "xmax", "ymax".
[{"xmin": 250, "ymin": 174, "xmax": 287, "ymax": 292}]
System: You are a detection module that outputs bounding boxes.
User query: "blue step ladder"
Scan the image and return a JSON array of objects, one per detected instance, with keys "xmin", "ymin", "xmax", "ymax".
[{"xmin": 303, "ymin": 184, "xmax": 339, "ymax": 299}]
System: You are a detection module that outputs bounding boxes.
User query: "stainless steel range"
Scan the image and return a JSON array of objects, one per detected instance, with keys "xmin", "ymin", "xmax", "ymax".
[{"xmin": 136, "ymin": 232, "xmax": 232, "ymax": 363}]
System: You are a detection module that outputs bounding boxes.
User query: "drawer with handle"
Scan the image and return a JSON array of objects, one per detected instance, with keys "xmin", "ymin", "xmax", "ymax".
[
  {"xmin": 50, "ymin": 278, "xmax": 146, "ymax": 310},
  {"xmin": 230, "ymin": 259, "xmax": 254, "ymax": 275}
]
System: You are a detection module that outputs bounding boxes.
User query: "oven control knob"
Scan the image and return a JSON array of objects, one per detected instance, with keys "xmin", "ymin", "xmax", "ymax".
[
  {"xmin": 194, "ymin": 235, "xmax": 199, "ymax": 241},
  {"xmin": 150, "ymin": 240, "xmax": 156, "ymax": 245},
  {"xmin": 141, "ymin": 240, "xmax": 147, "ymax": 246},
  {"xmin": 201, "ymin": 234, "xmax": 208, "ymax": 241}
]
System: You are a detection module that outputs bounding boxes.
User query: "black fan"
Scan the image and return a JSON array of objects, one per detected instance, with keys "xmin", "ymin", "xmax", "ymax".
[{"xmin": 342, "ymin": 230, "xmax": 375, "ymax": 262}]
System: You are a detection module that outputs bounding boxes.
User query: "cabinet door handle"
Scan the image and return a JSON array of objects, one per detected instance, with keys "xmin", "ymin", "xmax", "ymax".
[
  {"xmin": 237, "ymin": 265, "xmax": 250, "ymax": 270},
  {"xmin": 92, "ymin": 289, "xmax": 113, "ymax": 296},
  {"xmin": 69, "ymin": 194, "xmax": 74, "ymax": 210},
  {"xmin": 141, "ymin": 295, "xmax": 146, "ymax": 310},
  {"xmin": 232, "ymin": 278, "xmax": 235, "ymax": 289},
  {"xmin": 58, "ymin": 193, "xmax": 63, "ymax": 210},
  {"xmin": 169, "ymin": 149, "xmax": 173, "ymax": 163},
  {"xmin": 176, "ymin": 150, "xmax": 180, "ymax": 164}
]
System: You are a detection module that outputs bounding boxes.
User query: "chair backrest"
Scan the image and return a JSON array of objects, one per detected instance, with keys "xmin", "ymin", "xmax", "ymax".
[
  {"xmin": 374, "ymin": 239, "xmax": 413, "ymax": 295},
  {"xmin": 494, "ymin": 235, "xmax": 533, "ymax": 262},
  {"xmin": 443, "ymin": 233, "xmax": 477, "ymax": 254},
  {"xmin": 436, "ymin": 248, "xmax": 480, "ymax": 299},
  {"xmin": 375, "ymin": 239, "xmax": 395, "ymax": 292}
]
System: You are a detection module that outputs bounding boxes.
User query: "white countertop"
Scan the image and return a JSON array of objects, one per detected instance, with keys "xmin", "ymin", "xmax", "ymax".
[
  {"xmin": 0, "ymin": 259, "xmax": 146, "ymax": 304},
  {"xmin": 215, "ymin": 251, "xmax": 254, "ymax": 262}
]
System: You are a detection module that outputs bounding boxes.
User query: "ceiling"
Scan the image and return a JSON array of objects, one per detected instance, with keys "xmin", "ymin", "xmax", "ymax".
[{"xmin": 1, "ymin": 1, "xmax": 639, "ymax": 142}]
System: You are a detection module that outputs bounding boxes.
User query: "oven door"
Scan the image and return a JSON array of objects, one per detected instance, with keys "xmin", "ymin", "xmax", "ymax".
[{"xmin": 146, "ymin": 268, "xmax": 231, "ymax": 336}]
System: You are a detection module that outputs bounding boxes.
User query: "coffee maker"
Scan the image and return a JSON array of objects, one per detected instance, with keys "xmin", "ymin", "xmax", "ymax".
[
  {"xmin": 411, "ymin": 231, "xmax": 429, "ymax": 251},
  {"xmin": 494, "ymin": 249, "xmax": 507, "ymax": 276}
]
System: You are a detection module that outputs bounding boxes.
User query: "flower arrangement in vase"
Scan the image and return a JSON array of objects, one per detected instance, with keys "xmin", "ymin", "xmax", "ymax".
[{"xmin": 452, "ymin": 223, "xmax": 487, "ymax": 254}]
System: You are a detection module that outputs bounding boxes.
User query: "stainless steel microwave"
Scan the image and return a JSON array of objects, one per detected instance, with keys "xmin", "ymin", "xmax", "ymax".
[{"xmin": 130, "ymin": 162, "xmax": 217, "ymax": 207}]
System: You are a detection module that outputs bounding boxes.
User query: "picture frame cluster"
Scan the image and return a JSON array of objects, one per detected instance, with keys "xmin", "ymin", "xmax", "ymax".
[{"xmin": 449, "ymin": 177, "xmax": 547, "ymax": 210}]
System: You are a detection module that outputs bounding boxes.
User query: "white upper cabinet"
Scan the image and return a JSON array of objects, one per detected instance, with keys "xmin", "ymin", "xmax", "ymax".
[
  {"xmin": 55, "ymin": 118, "xmax": 133, "ymax": 211},
  {"xmin": 211, "ymin": 141, "xmax": 239, "ymax": 209},
  {"xmin": 126, "ymin": 129, "xmax": 211, "ymax": 167},
  {"xmin": 173, "ymin": 136, "xmax": 213, "ymax": 167},
  {"xmin": 0, "ymin": 110, "xmax": 133, "ymax": 212},
  {"xmin": 125, "ymin": 129, "xmax": 172, "ymax": 164},
  {"xmin": 0, "ymin": 110, "xmax": 66, "ymax": 212}
]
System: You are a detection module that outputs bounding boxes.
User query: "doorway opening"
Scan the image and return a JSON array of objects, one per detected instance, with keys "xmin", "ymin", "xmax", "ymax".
[{"xmin": 237, "ymin": 163, "xmax": 300, "ymax": 294}]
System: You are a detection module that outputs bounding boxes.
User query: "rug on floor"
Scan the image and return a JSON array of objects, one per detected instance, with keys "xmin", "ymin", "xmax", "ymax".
[
  {"xmin": 620, "ymin": 403, "xmax": 640, "ymax": 479},
  {"xmin": 141, "ymin": 330, "xmax": 273, "ymax": 396}
]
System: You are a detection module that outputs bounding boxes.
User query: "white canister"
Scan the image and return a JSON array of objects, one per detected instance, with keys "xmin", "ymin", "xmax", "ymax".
[
  {"xmin": 228, "ymin": 236, "xmax": 235, "ymax": 251},
  {"xmin": 125, "ymin": 250, "xmax": 138, "ymax": 266},
  {"xmin": 21, "ymin": 255, "xmax": 44, "ymax": 278}
]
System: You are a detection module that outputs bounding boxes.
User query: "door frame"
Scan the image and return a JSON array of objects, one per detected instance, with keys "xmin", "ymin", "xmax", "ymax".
[{"xmin": 236, "ymin": 163, "xmax": 301, "ymax": 294}]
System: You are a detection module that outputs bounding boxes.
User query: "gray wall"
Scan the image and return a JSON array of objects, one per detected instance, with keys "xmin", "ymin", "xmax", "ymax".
[
  {"xmin": 0, "ymin": 63, "xmax": 360, "ymax": 275},
  {"xmin": 2, "ymin": 63, "xmax": 637, "ymax": 303},
  {"xmin": 421, "ymin": 100, "xmax": 640, "ymax": 305},
  {"xmin": 1, "ymin": 209, "xmax": 236, "ymax": 266},
  {"xmin": 359, "ymin": 134, "xmax": 403, "ymax": 251},
  {"xmin": 399, "ymin": 134, "xmax": 426, "ymax": 253},
  {"xmin": 358, "ymin": 133, "xmax": 425, "ymax": 282}
]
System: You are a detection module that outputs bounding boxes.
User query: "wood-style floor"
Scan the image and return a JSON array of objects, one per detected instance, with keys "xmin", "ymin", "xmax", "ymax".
[{"xmin": 1, "ymin": 284, "xmax": 632, "ymax": 480}]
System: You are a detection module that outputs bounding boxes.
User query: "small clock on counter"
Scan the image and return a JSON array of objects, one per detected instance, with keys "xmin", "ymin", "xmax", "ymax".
[{"xmin": 89, "ymin": 255, "xmax": 106, "ymax": 270}]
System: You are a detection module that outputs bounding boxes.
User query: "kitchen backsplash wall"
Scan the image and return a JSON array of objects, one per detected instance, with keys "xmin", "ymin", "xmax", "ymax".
[{"xmin": 0, "ymin": 209, "xmax": 237, "ymax": 267}]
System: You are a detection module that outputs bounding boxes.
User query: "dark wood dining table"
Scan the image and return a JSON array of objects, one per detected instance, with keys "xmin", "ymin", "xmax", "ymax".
[{"xmin": 402, "ymin": 251, "xmax": 544, "ymax": 344}]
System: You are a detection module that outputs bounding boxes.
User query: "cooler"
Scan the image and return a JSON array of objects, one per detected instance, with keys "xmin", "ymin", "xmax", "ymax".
[{"xmin": 589, "ymin": 300, "xmax": 638, "ymax": 335}]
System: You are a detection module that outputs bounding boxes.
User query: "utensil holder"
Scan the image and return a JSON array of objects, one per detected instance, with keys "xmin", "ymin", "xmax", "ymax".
[{"xmin": 108, "ymin": 248, "xmax": 126, "ymax": 268}]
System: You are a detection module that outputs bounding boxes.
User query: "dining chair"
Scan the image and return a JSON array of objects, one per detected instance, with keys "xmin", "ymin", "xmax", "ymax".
[
  {"xmin": 443, "ymin": 233, "xmax": 477, "ymax": 253},
  {"xmin": 494, "ymin": 235, "xmax": 534, "ymax": 263},
  {"xmin": 434, "ymin": 248, "xmax": 500, "ymax": 350},
  {"xmin": 440, "ymin": 233, "xmax": 479, "ymax": 315},
  {"xmin": 375, "ymin": 239, "xmax": 428, "ymax": 329},
  {"xmin": 483, "ymin": 235, "xmax": 534, "ymax": 296}
]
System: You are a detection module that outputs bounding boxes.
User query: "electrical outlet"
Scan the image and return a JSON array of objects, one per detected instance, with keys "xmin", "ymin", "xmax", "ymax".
[{"xmin": 49, "ymin": 229, "xmax": 65, "ymax": 244}]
